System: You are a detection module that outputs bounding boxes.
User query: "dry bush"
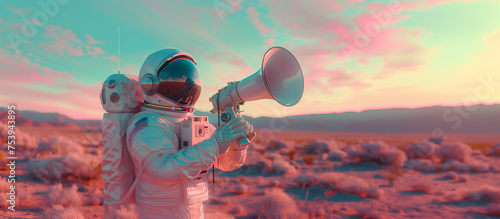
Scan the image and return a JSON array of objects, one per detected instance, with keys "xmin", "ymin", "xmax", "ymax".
[
  {"xmin": 37, "ymin": 136, "xmax": 84, "ymax": 156},
  {"xmin": 42, "ymin": 205, "xmax": 84, "ymax": 219},
  {"xmin": 254, "ymin": 188, "xmax": 305, "ymax": 218},
  {"xmin": 384, "ymin": 168, "xmax": 405, "ymax": 186},
  {"xmin": 410, "ymin": 183, "xmax": 433, "ymax": 194},
  {"xmin": 405, "ymin": 141, "xmax": 437, "ymax": 160},
  {"xmin": 485, "ymin": 204, "xmax": 500, "ymax": 217},
  {"xmin": 346, "ymin": 141, "xmax": 407, "ymax": 167},
  {"xmin": 458, "ymin": 174, "xmax": 469, "ymax": 182},
  {"xmin": 27, "ymin": 153, "xmax": 102, "ymax": 181},
  {"xmin": 46, "ymin": 184, "xmax": 82, "ymax": 207},
  {"xmin": 443, "ymin": 186, "xmax": 500, "ymax": 202},
  {"xmin": 230, "ymin": 205, "xmax": 244, "ymax": 215},
  {"xmin": 488, "ymin": 144, "xmax": 500, "ymax": 156},
  {"xmin": 328, "ymin": 149, "xmax": 347, "ymax": 160},
  {"xmin": 304, "ymin": 140, "xmax": 339, "ymax": 154},
  {"xmin": 302, "ymin": 154, "xmax": 316, "ymax": 165},
  {"xmin": 272, "ymin": 159, "xmax": 297, "ymax": 174},
  {"xmin": 287, "ymin": 148, "xmax": 297, "ymax": 161},
  {"xmin": 357, "ymin": 207, "xmax": 383, "ymax": 219},
  {"xmin": 444, "ymin": 171, "xmax": 458, "ymax": 180},
  {"xmin": 435, "ymin": 142, "xmax": 473, "ymax": 163},
  {"xmin": 233, "ymin": 184, "xmax": 249, "ymax": 194},
  {"xmin": 109, "ymin": 204, "xmax": 137, "ymax": 219}
]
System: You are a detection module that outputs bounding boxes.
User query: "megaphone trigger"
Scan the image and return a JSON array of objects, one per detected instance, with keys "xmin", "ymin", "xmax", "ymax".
[{"xmin": 225, "ymin": 106, "xmax": 250, "ymax": 147}]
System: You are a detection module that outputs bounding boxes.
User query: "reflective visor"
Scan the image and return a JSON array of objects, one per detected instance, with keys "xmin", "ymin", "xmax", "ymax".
[{"xmin": 157, "ymin": 57, "xmax": 201, "ymax": 106}]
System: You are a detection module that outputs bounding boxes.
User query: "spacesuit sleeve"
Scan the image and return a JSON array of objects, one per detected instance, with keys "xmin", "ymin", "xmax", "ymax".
[
  {"xmin": 128, "ymin": 118, "xmax": 219, "ymax": 183},
  {"xmin": 209, "ymin": 124, "xmax": 249, "ymax": 172}
]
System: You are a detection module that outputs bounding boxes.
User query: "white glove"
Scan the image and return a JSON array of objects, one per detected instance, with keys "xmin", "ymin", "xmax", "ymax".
[{"xmin": 213, "ymin": 117, "xmax": 252, "ymax": 156}]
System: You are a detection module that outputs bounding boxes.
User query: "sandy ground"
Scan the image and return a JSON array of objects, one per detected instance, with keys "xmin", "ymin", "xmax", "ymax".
[{"xmin": 1, "ymin": 130, "xmax": 499, "ymax": 219}]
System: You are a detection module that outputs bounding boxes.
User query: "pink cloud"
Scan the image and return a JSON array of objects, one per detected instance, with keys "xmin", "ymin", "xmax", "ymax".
[
  {"xmin": 0, "ymin": 49, "xmax": 103, "ymax": 119},
  {"xmin": 84, "ymin": 34, "xmax": 104, "ymax": 45},
  {"xmin": 425, "ymin": 0, "xmax": 479, "ymax": 9},
  {"xmin": 39, "ymin": 25, "xmax": 105, "ymax": 58},
  {"xmin": 6, "ymin": 7, "xmax": 25, "ymax": 16},
  {"xmin": 246, "ymin": 7, "xmax": 272, "ymax": 36},
  {"xmin": 203, "ymin": 52, "xmax": 253, "ymax": 82},
  {"xmin": 264, "ymin": 38, "xmax": 275, "ymax": 48}
]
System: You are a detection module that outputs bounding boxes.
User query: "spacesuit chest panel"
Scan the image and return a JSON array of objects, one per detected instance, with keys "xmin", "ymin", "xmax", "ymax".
[{"xmin": 180, "ymin": 116, "xmax": 211, "ymax": 150}]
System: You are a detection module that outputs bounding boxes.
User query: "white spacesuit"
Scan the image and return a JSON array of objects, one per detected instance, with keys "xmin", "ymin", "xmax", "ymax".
[{"xmin": 127, "ymin": 49, "xmax": 253, "ymax": 218}]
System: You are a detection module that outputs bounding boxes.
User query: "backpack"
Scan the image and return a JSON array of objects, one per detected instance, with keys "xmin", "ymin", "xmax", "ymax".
[{"xmin": 100, "ymin": 74, "xmax": 143, "ymax": 206}]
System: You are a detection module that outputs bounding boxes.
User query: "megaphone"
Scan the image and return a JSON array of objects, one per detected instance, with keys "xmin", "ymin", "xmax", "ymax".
[{"xmin": 209, "ymin": 46, "xmax": 304, "ymax": 146}]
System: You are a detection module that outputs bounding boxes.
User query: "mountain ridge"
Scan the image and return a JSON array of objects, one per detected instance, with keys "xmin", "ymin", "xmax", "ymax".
[{"xmin": 1, "ymin": 104, "xmax": 498, "ymax": 133}]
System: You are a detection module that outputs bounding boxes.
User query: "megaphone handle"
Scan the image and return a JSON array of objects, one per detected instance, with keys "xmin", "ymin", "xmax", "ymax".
[{"xmin": 225, "ymin": 106, "xmax": 250, "ymax": 148}]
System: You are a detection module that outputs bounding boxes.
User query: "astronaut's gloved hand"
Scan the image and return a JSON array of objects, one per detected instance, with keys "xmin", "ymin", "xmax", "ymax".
[{"xmin": 213, "ymin": 117, "xmax": 252, "ymax": 156}]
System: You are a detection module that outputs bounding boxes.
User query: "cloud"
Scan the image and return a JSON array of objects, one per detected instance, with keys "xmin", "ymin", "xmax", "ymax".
[
  {"xmin": 246, "ymin": 7, "xmax": 272, "ymax": 36},
  {"xmin": 39, "ymin": 25, "xmax": 105, "ymax": 57},
  {"xmin": 0, "ymin": 48, "xmax": 103, "ymax": 119},
  {"xmin": 84, "ymin": 34, "xmax": 103, "ymax": 45}
]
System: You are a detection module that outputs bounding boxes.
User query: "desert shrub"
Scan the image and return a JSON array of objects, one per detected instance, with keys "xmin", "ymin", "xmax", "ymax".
[
  {"xmin": 357, "ymin": 207, "xmax": 383, "ymax": 219},
  {"xmin": 0, "ymin": 122, "xmax": 39, "ymax": 150},
  {"xmin": 272, "ymin": 159, "xmax": 297, "ymax": 174},
  {"xmin": 316, "ymin": 173, "xmax": 382, "ymax": 199},
  {"xmin": 458, "ymin": 174, "xmax": 469, "ymax": 182},
  {"xmin": 305, "ymin": 140, "xmax": 339, "ymax": 154},
  {"xmin": 367, "ymin": 187, "xmax": 384, "ymax": 199},
  {"xmin": 301, "ymin": 204, "xmax": 326, "ymax": 218},
  {"xmin": 87, "ymin": 189, "xmax": 103, "ymax": 206},
  {"xmin": 488, "ymin": 144, "xmax": 500, "ymax": 156},
  {"xmin": 43, "ymin": 205, "xmax": 84, "ymax": 219},
  {"xmin": 109, "ymin": 204, "xmax": 137, "ymax": 219},
  {"xmin": 328, "ymin": 149, "xmax": 347, "ymax": 160},
  {"xmin": 37, "ymin": 136, "xmax": 84, "ymax": 156},
  {"xmin": 405, "ymin": 159, "xmax": 437, "ymax": 172},
  {"xmin": 269, "ymin": 179, "xmax": 280, "ymax": 187},
  {"xmin": 27, "ymin": 153, "xmax": 102, "ymax": 181},
  {"xmin": 435, "ymin": 142, "xmax": 473, "ymax": 163},
  {"xmin": 302, "ymin": 154, "xmax": 316, "ymax": 165},
  {"xmin": 485, "ymin": 204, "xmax": 500, "ymax": 216},
  {"xmin": 405, "ymin": 141, "xmax": 437, "ymax": 160},
  {"xmin": 428, "ymin": 137, "xmax": 444, "ymax": 145},
  {"xmin": 295, "ymin": 174, "xmax": 320, "ymax": 187},
  {"xmin": 250, "ymin": 158, "xmax": 297, "ymax": 175},
  {"xmin": 234, "ymin": 184, "xmax": 249, "ymax": 194},
  {"xmin": 346, "ymin": 141, "xmax": 406, "ymax": 167},
  {"xmin": 254, "ymin": 189, "xmax": 305, "ymax": 218},
  {"xmin": 230, "ymin": 205, "xmax": 244, "ymax": 214},
  {"xmin": 384, "ymin": 168, "xmax": 405, "ymax": 186},
  {"xmin": 410, "ymin": 183, "xmax": 433, "ymax": 194},
  {"xmin": 287, "ymin": 148, "xmax": 297, "ymax": 161},
  {"xmin": 46, "ymin": 184, "xmax": 82, "ymax": 207},
  {"xmin": 315, "ymin": 153, "xmax": 329, "ymax": 161},
  {"xmin": 337, "ymin": 176, "xmax": 369, "ymax": 195},
  {"xmin": 444, "ymin": 171, "xmax": 458, "ymax": 180},
  {"xmin": 265, "ymin": 152, "xmax": 283, "ymax": 160},
  {"xmin": 443, "ymin": 186, "xmax": 500, "ymax": 202}
]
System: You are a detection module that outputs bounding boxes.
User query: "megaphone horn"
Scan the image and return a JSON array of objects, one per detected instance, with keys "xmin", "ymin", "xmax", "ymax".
[{"xmin": 210, "ymin": 46, "xmax": 304, "ymax": 112}]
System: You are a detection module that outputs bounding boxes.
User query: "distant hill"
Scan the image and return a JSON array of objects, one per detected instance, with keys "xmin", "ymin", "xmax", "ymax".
[
  {"xmin": 0, "ymin": 107, "xmax": 102, "ymax": 132},
  {"xmin": 1, "ymin": 104, "xmax": 498, "ymax": 134},
  {"xmin": 195, "ymin": 104, "xmax": 500, "ymax": 134}
]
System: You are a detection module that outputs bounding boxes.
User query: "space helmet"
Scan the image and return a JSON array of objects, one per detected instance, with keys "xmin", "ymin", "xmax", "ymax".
[{"xmin": 138, "ymin": 49, "xmax": 201, "ymax": 110}]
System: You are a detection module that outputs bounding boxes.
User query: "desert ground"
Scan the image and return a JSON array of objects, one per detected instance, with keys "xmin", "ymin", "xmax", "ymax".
[{"xmin": 1, "ymin": 125, "xmax": 499, "ymax": 219}]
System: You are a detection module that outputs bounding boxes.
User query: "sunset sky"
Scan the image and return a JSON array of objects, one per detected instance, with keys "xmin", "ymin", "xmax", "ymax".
[{"xmin": 0, "ymin": 0, "xmax": 499, "ymax": 120}]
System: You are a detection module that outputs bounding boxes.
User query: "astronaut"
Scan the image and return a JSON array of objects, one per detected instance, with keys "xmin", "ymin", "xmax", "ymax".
[{"xmin": 126, "ymin": 49, "xmax": 254, "ymax": 218}]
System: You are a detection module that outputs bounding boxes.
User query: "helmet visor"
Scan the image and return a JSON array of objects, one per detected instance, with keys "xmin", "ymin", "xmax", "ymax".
[{"xmin": 157, "ymin": 58, "xmax": 201, "ymax": 106}]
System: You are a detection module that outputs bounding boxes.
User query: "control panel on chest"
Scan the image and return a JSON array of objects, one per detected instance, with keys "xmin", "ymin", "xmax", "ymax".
[{"xmin": 180, "ymin": 116, "xmax": 210, "ymax": 150}]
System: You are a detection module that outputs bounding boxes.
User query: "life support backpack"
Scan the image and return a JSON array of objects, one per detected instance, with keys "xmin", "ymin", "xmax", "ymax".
[{"xmin": 100, "ymin": 74, "xmax": 143, "ymax": 206}]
